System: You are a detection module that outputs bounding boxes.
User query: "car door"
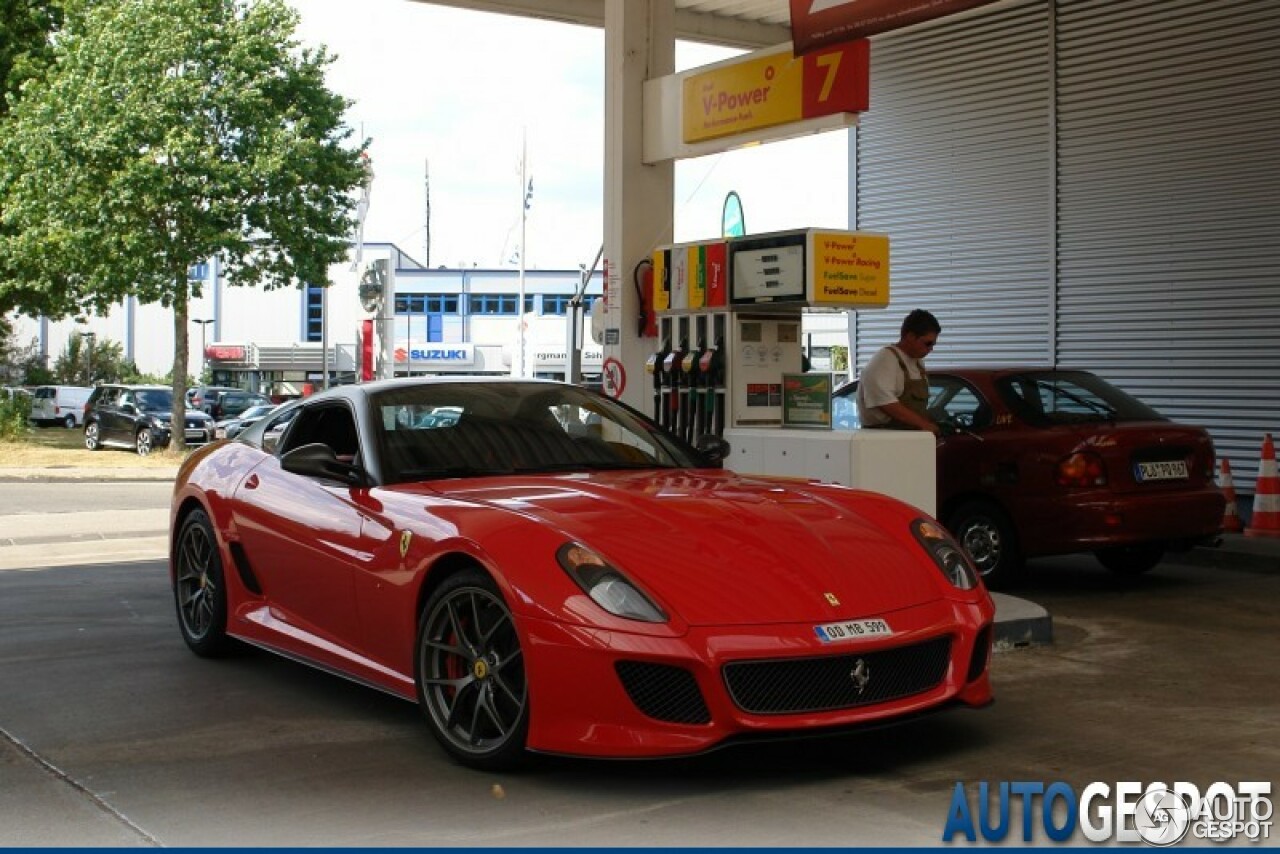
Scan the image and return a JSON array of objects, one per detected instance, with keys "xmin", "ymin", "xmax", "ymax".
[
  {"xmin": 98, "ymin": 387, "xmax": 128, "ymax": 444},
  {"xmin": 228, "ymin": 400, "xmax": 366, "ymax": 648},
  {"xmin": 930, "ymin": 376, "xmax": 999, "ymax": 505}
]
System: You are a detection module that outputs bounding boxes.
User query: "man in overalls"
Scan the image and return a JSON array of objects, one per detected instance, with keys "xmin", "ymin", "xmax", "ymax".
[{"xmin": 856, "ymin": 309, "xmax": 942, "ymax": 435}]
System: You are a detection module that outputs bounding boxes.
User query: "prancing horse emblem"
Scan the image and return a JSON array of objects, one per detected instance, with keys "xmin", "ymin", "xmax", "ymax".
[
  {"xmin": 399, "ymin": 530, "xmax": 412, "ymax": 559},
  {"xmin": 824, "ymin": 592, "xmax": 840, "ymax": 606},
  {"xmin": 850, "ymin": 658, "xmax": 871, "ymax": 695}
]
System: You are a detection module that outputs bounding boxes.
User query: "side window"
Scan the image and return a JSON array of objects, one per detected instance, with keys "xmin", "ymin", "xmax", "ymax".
[
  {"xmin": 928, "ymin": 378, "xmax": 990, "ymax": 429},
  {"xmin": 279, "ymin": 404, "xmax": 360, "ymax": 461},
  {"xmin": 259, "ymin": 406, "xmax": 300, "ymax": 453},
  {"xmin": 832, "ymin": 393, "xmax": 858, "ymax": 431},
  {"xmin": 117, "ymin": 391, "xmax": 135, "ymax": 411}
]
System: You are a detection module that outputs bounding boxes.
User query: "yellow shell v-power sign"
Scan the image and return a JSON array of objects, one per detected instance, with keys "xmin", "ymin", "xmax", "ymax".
[
  {"xmin": 682, "ymin": 41, "xmax": 869, "ymax": 145},
  {"xmin": 811, "ymin": 231, "xmax": 889, "ymax": 307}
]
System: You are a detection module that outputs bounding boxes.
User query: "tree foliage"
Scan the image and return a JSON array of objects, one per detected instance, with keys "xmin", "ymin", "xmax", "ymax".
[
  {"xmin": 0, "ymin": 0, "xmax": 366, "ymax": 446},
  {"xmin": 51, "ymin": 330, "xmax": 139, "ymax": 385}
]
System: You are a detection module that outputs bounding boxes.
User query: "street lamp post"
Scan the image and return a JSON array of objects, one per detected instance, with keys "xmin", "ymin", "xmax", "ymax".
[{"xmin": 192, "ymin": 319, "xmax": 214, "ymax": 382}]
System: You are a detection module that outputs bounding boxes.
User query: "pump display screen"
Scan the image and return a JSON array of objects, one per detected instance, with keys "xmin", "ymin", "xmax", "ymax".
[{"xmin": 730, "ymin": 238, "xmax": 806, "ymax": 304}]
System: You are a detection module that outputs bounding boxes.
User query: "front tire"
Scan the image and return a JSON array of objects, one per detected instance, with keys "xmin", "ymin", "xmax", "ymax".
[
  {"xmin": 947, "ymin": 500, "xmax": 1022, "ymax": 588},
  {"xmin": 84, "ymin": 421, "xmax": 102, "ymax": 451},
  {"xmin": 173, "ymin": 509, "xmax": 232, "ymax": 656},
  {"xmin": 416, "ymin": 568, "xmax": 529, "ymax": 771},
  {"xmin": 136, "ymin": 428, "xmax": 153, "ymax": 456},
  {"xmin": 1095, "ymin": 544, "xmax": 1164, "ymax": 576}
]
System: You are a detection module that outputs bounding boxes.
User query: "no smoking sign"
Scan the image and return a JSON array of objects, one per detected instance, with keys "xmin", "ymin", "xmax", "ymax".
[{"xmin": 601, "ymin": 357, "xmax": 626, "ymax": 399}]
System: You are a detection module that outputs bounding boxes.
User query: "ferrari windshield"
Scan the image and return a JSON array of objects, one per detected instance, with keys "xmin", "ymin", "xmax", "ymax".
[{"xmin": 371, "ymin": 382, "xmax": 701, "ymax": 484}]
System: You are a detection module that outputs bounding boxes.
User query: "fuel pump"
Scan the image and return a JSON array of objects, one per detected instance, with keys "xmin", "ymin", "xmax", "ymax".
[
  {"xmin": 662, "ymin": 341, "xmax": 682, "ymax": 433},
  {"xmin": 680, "ymin": 345, "xmax": 700, "ymax": 443},
  {"xmin": 645, "ymin": 338, "xmax": 669, "ymax": 424}
]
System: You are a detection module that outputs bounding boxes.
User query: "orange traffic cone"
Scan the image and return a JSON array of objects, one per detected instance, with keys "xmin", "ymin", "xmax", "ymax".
[
  {"xmin": 1218, "ymin": 458, "xmax": 1243, "ymax": 533},
  {"xmin": 1244, "ymin": 433, "xmax": 1280, "ymax": 538}
]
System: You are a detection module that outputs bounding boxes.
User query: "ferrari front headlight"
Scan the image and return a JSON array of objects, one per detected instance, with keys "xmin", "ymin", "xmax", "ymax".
[
  {"xmin": 911, "ymin": 518, "xmax": 980, "ymax": 590},
  {"xmin": 556, "ymin": 542, "xmax": 667, "ymax": 623}
]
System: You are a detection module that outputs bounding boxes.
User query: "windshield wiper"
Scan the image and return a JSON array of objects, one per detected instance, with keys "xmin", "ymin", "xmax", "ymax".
[
  {"xmin": 514, "ymin": 461, "xmax": 675, "ymax": 473},
  {"xmin": 1030, "ymin": 380, "xmax": 1117, "ymax": 420},
  {"xmin": 399, "ymin": 465, "xmax": 514, "ymax": 479}
]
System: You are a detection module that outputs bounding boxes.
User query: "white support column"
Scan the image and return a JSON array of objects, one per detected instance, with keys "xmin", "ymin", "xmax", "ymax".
[{"xmin": 603, "ymin": 0, "xmax": 673, "ymax": 411}]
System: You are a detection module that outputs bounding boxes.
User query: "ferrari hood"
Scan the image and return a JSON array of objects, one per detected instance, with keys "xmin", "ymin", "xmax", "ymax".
[{"xmin": 439, "ymin": 471, "xmax": 943, "ymax": 626}]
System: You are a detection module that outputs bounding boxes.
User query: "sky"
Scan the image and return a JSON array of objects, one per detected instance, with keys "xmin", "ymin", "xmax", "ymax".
[{"xmin": 288, "ymin": 0, "xmax": 851, "ymax": 272}]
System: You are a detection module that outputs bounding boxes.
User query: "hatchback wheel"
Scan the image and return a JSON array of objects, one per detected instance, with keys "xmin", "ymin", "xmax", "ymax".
[
  {"xmin": 174, "ymin": 509, "xmax": 231, "ymax": 656},
  {"xmin": 416, "ymin": 568, "xmax": 529, "ymax": 770},
  {"xmin": 1095, "ymin": 544, "xmax": 1165, "ymax": 576},
  {"xmin": 947, "ymin": 500, "xmax": 1022, "ymax": 588},
  {"xmin": 84, "ymin": 422, "xmax": 101, "ymax": 451},
  {"xmin": 136, "ymin": 429, "xmax": 153, "ymax": 456}
]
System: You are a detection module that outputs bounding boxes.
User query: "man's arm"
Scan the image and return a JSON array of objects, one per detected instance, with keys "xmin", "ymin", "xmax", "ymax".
[{"xmin": 875, "ymin": 400, "xmax": 940, "ymax": 435}]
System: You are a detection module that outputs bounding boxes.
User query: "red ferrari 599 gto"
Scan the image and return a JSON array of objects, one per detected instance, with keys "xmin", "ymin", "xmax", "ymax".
[{"xmin": 170, "ymin": 378, "xmax": 993, "ymax": 769}]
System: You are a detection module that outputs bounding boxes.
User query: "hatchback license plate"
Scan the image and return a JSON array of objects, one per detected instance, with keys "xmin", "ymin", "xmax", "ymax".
[
  {"xmin": 1135, "ymin": 460, "xmax": 1188, "ymax": 481},
  {"xmin": 814, "ymin": 618, "xmax": 892, "ymax": 643}
]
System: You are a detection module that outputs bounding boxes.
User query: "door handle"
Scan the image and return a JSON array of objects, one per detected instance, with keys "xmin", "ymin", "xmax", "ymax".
[{"xmin": 244, "ymin": 473, "xmax": 260, "ymax": 490}]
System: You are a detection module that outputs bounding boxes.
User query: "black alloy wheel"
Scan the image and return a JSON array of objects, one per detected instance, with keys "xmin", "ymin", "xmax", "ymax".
[
  {"xmin": 416, "ymin": 569, "xmax": 529, "ymax": 770},
  {"xmin": 1095, "ymin": 543, "xmax": 1165, "ymax": 576},
  {"xmin": 947, "ymin": 500, "xmax": 1022, "ymax": 588},
  {"xmin": 174, "ymin": 509, "xmax": 232, "ymax": 656},
  {"xmin": 84, "ymin": 422, "xmax": 101, "ymax": 451}
]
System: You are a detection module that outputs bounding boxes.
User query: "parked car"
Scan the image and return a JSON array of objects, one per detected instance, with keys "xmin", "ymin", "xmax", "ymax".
[
  {"xmin": 187, "ymin": 385, "xmax": 242, "ymax": 416},
  {"xmin": 833, "ymin": 368, "xmax": 1225, "ymax": 585},
  {"xmin": 214, "ymin": 403, "xmax": 276, "ymax": 440},
  {"xmin": 170, "ymin": 378, "xmax": 994, "ymax": 769},
  {"xmin": 212, "ymin": 391, "xmax": 272, "ymax": 421},
  {"xmin": 29, "ymin": 385, "xmax": 93, "ymax": 428},
  {"xmin": 84, "ymin": 384, "xmax": 215, "ymax": 455}
]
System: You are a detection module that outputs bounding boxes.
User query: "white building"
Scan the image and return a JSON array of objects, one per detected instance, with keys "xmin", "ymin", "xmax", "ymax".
[{"xmin": 13, "ymin": 242, "xmax": 608, "ymax": 397}]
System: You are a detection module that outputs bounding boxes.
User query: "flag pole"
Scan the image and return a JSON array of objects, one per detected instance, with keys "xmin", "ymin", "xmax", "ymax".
[{"xmin": 515, "ymin": 130, "xmax": 528, "ymax": 378}]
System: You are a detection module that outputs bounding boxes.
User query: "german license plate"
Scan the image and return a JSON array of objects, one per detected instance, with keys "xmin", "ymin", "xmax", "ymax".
[
  {"xmin": 185, "ymin": 429, "xmax": 206, "ymax": 439},
  {"xmin": 1135, "ymin": 460, "xmax": 1188, "ymax": 481},
  {"xmin": 814, "ymin": 618, "xmax": 892, "ymax": 643}
]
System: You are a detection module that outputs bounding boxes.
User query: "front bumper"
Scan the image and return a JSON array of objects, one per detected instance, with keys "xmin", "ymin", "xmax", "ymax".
[
  {"xmin": 152, "ymin": 425, "xmax": 214, "ymax": 446},
  {"xmin": 519, "ymin": 596, "xmax": 994, "ymax": 758}
]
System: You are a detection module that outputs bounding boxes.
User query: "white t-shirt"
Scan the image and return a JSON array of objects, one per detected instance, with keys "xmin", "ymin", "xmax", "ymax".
[{"xmin": 856, "ymin": 345, "xmax": 926, "ymax": 427}]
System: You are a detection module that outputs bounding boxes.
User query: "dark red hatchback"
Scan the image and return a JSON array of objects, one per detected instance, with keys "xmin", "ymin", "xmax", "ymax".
[{"xmin": 834, "ymin": 368, "xmax": 1225, "ymax": 585}]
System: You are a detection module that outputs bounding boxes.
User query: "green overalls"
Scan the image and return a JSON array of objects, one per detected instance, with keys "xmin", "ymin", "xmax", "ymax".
[{"xmin": 882, "ymin": 347, "xmax": 929, "ymax": 429}]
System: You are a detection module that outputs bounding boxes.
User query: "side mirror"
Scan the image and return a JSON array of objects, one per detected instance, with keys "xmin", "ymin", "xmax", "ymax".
[
  {"xmin": 280, "ymin": 442, "xmax": 369, "ymax": 487},
  {"xmin": 693, "ymin": 434, "xmax": 731, "ymax": 467},
  {"xmin": 120, "ymin": 403, "xmax": 136, "ymax": 415}
]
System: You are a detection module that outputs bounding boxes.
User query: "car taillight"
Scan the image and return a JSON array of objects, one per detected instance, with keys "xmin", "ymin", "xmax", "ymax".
[{"xmin": 1056, "ymin": 451, "xmax": 1106, "ymax": 487}]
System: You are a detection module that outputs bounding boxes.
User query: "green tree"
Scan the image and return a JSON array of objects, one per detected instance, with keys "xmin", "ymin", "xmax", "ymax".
[
  {"xmin": 0, "ymin": 0, "xmax": 365, "ymax": 448},
  {"xmin": 52, "ymin": 330, "xmax": 134, "ymax": 385},
  {"xmin": 0, "ymin": 0, "xmax": 67, "ymax": 119}
]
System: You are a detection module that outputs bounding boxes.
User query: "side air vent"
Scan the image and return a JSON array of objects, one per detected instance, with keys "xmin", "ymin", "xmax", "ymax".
[{"xmin": 228, "ymin": 542, "xmax": 262, "ymax": 595}]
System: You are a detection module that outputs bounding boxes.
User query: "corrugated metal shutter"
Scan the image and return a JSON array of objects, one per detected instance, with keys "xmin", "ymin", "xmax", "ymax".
[
  {"xmin": 852, "ymin": 0, "xmax": 1053, "ymax": 371},
  {"xmin": 1056, "ymin": 0, "xmax": 1280, "ymax": 490}
]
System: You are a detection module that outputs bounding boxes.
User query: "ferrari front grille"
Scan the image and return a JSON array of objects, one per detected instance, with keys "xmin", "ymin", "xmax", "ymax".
[
  {"xmin": 722, "ymin": 635, "xmax": 953, "ymax": 715},
  {"xmin": 615, "ymin": 661, "xmax": 711, "ymax": 725}
]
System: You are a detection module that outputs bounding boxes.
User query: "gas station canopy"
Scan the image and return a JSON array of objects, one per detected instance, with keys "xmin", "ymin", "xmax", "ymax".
[{"xmin": 419, "ymin": 0, "xmax": 791, "ymax": 48}]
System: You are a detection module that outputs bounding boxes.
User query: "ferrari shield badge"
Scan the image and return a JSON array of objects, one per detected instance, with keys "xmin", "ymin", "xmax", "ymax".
[{"xmin": 399, "ymin": 530, "xmax": 412, "ymax": 559}]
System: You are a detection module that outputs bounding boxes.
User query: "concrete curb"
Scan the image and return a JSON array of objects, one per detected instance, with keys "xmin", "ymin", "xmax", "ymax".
[
  {"xmin": 990, "ymin": 592, "xmax": 1053, "ymax": 649},
  {"xmin": 0, "ymin": 467, "xmax": 178, "ymax": 483}
]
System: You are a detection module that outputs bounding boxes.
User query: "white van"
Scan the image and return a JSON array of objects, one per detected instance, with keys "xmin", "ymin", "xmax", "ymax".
[{"xmin": 30, "ymin": 385, "xmax": 94, "ymax": 428}]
